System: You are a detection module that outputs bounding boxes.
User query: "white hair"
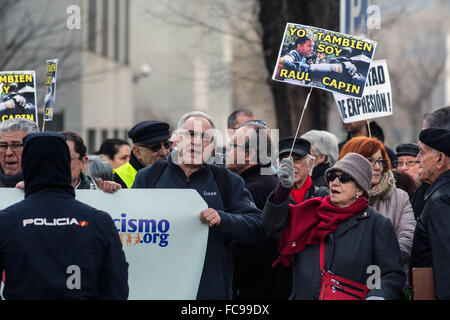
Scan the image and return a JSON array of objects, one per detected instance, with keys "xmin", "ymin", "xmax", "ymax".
[
  {"xmin": 301, "ymin": 130, "xmax": 339, "ymax": 165},
  {"xmin": 177, "ymin": 111, "xmax": 216, "ymax": 130}
]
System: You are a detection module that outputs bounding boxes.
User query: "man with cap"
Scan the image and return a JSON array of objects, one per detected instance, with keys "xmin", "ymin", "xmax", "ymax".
[
  {"xmin": 410, "ymin": 128, "xmax": 450, "ymax": 299},
  {"xmin": 277, "ymin": 137, "xmax": 329, "ymax": 205},
  {"xmin": 395, "ymin": 143, "xmax": 420, "ymax": 186},
  {"xmin": 0, "ymin": 132, "xmax": 128, "ymax": 299},
  {"xmin": 113, "ymin": 120, "xmax": 172, "ymax": 188}
]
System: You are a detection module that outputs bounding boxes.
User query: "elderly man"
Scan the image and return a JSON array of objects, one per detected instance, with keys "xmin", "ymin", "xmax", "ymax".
[
  {"xmin": 395, "ymin": 143, "xmax": 420, "ymax": 186},
  {"xmin": 132, "ymin": 111, "xmax": 265, "ymax": 300},
  {"xmin": 277, "ymin": 137, "xmax": 329, "ymax": 205},
  {"xmin": 410, "ymin": 128, "xmax": 450, "ymax": 299},
  {"xmin": 225, "ymin": 121, "xmax": 288, "ymax": 300},
  {"xmin": 0, "ymin": 118, "xmax": 38, "ymax": 187},
  {"xmin": 113, "ymin": 120, "xmax": 172, "ymax": 188}
]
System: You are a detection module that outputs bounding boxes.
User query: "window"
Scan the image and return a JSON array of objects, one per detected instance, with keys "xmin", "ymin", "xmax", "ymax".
[{"xmin": 88, "ymin": 0, "xmax": 97, "ymax": 52}]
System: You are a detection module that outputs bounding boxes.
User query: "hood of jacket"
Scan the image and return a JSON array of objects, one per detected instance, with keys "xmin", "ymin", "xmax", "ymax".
[{"xmin": 22, "ymin": 132, "xmax": 75, "ymax": 197}]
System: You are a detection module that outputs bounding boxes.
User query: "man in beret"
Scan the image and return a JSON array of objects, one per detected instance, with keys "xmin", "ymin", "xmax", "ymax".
[
  {"xmin": 113, "ymin": 120, "xmax": 172, "ymax": 188},
  {"xmin": 410, "ymin": 128, "xmax": 450, "ymax": 299},
  {"xmin": 395, "ymin": 143, "xmax": 420, "ymax": 186}
]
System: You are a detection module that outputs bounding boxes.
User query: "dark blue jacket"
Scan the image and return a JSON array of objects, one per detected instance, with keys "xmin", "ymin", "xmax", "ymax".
[
  {"xmin": 410, "ymin": 170, "xmax": 450, "ymax": 299},
  {"xmin": 0, "ymin": 132, "xmax": 128, "ymax": 300},
  {"xmin": 132, "ymin": 157, "xmax": 265, "ymax": 300}
]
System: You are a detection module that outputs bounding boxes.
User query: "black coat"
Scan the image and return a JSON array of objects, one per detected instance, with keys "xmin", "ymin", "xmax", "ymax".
[
  {"xmin": 133, "ymin": 158, "xmax": 265, "ymax": 300},
  {"xmin": 410, "ymin": 170, "xmax": 450, "ymax": 299},
  {"xmin": 0, "ymin": 132, "xmax": 129, "ymax": 299},
  {"xmin": 263, "ymin": 193, "xmax": 405, "ymax": 299},
  {"xmin": 310, "ymin": 163, "xmax": 330, "ymax": 188},
  {"xmin": 231, "ymin": 165, "xmax": 289, "ymax": 300},
  {"xmin": 411, "ymin": 182, "xmax": 430, "ymax": 220}
]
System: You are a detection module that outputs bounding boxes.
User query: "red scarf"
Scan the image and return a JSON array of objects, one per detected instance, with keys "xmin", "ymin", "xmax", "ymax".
[
  {"xmin": 290, "ymin": 175, "xmax": 312, "ymax": 204},
  {"xmin": 273, "ymin": 195, "xmax": 369, "ymax": 267}
]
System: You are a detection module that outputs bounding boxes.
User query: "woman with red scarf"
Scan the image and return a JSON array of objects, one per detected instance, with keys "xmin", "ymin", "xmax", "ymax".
[{"xmin": 263, "ymin": 152, "xmax": 405, "ymax": 300}]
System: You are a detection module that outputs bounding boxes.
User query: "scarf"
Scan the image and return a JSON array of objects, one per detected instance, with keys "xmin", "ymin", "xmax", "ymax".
[
  {"xmin": 290, "ymin": 175, "xmax": 312, "ymax": 204},
  {"xmin": 273, "ymin": 195, "xmax": 369, "ymax": 267},
  {"xmin": 369, "ymin": 170, "xmax": 395, "ymax": 205}
]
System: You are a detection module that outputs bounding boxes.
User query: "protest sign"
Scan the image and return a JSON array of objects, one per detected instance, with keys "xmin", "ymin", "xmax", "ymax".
[
  {"xmin": 0, "ymin": 188, "xmax": 209, "ymax": 300},
  {"xmin": 333, "ymin": 59, "xmax": 392, "ymax": 123},
  {"xmin": 272, "ymin": 23, "xmax": 377, "ymax": 98},
  {"xmin": 43, "ymin": 59, "xmax": 58, "ymax": 121},
  {"xmin": 0, "ymin": 71, "xmax": 38, "ymax": 124}
]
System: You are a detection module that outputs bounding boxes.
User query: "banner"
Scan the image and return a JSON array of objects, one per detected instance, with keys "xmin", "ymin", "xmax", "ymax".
[
  {"xmin": 0, "ymin": 71, "xmax": 38, "ymax": 124},
  {"xmin": 43, "ymin": 59, "xmax": 58, "ymax": 121},
  {"xmin": 272, "ymin": 23, "xmax": 376, "ymax": 98},
  {"xmin": 333, "ymin": 59, "xmax": 392, "ymax": 123},
  {"xmin": 0, "ymin": 188, "xmax": 209, "ymax": 300}
]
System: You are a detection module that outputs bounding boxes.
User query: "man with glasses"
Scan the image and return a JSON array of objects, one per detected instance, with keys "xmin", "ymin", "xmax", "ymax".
[
  {"xmin": 0, "ymin": 118, "xmax": 38, "ymax": 188},
  {"xmin": 61, "ymin": 131, "xmax": 122, "ymax": 193},
  {"xmin": 395, "ymin": 143, "xmax": 420, "ymax": 187},
  {"xmin": 113, "ymin": 120, "xmax": 172, "ymax": 189},
  {"xmin": 132, "ymin": 111, "xmax": 265, "ymax": 300}
]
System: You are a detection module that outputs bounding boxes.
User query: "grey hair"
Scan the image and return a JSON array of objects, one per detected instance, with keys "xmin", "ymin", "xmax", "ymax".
[
  {"xmin": 87, "ymin": 155, "xmax": 113, "ymax": 181},
  {"xmin": 301, "ymin": 130, "xmax": 339, "ymax": 165},
  {"xmin": 0, "ymin": 118, "xmax": 39, "ymax": 134},
  {"xmin": 177, "ymin": 111, "xmax": 216, "ymax": 130}
]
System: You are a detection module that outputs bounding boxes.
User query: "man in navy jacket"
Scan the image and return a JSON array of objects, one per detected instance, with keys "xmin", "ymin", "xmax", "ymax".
[
  {"xmin": 133, "ymin": 111, "xmax": 265, "ymax": 300},
  {"xmin": 0, "ymin": 132, "xmax": 128, "ymax": 299}
]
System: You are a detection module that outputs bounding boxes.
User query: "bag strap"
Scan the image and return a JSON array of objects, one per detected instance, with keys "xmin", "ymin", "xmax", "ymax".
[{"xmin": 320, "ymin": 240, "xmax": 326, "ymax": 273}]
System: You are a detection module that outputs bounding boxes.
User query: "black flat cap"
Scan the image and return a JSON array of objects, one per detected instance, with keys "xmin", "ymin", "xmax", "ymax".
[
  {"xmin": 279, "ymin": 137, "xmax": 310, "ymax": 158},
  {"xmin": 419, "ymin": 128, "xmax": 450, "ymax": 156},
  {"xmin": 128, "ymin": 120, "xmax": 171, "ymax": 145},
  {"xmin": 396, "ymin": 143, "xmax": 419, "ymax": 157}
]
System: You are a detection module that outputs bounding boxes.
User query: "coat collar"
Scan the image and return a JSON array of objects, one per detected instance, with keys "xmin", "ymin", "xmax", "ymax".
[
  {"xmin": 424, "ymin": 170, "xmax": 450, "ymax": 201},
  {"xmin": 331, "ymin": 208, "xmax": 371, "ymax": 239}
]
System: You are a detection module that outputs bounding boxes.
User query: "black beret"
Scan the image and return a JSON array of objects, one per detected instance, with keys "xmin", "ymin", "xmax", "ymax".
[
  {"xmin": 419, "ymin": 128, "xmax": 450, "ymax": 156},
  {"xmin": 395, "ymin": 143, "xmax": 419, "ymax": 157},
  {"xmin": 279, "ymin": 137, "xmax": 310, "ymax": 157},
  {"xmin": 128, "ymin": 121, "xmax": 171, "ymax": 145}
]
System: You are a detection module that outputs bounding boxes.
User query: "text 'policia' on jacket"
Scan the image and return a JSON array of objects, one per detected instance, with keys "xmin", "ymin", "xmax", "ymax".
[
  {"xmin": 0, "ymin": 132, "xmax": 129, "ymax": 299},
  {"xmin": 132, "ymin": 156, "xmax": 266, "ymax": 300}
]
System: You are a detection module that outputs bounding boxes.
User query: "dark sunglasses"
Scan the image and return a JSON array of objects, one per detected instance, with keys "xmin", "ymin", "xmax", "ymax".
[
  {"xmin": 137, "ymin": 141, "xmax": 173, "ymax": 152},
  {"xmin": 325, "ymin": 171, "xmax": 354, "ymax": 184}
]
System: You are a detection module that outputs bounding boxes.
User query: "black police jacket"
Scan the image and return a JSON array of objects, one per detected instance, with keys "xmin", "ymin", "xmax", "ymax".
[{"xmin": 0, "ymin": 132, "xmax": 128, "ymax": 299}]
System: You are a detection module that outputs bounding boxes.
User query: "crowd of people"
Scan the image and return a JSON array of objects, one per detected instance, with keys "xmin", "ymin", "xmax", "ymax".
[{"xmin": 0, "ymin": 105, "xmax": 448, "ymax": 300}]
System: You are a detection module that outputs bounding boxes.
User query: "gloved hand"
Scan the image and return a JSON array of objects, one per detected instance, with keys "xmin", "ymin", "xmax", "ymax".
[
  {"xmin": 12, "ymin": 95, "xmax": 26, "ymax": 107},
  {"xmin": 278, "ymin": 157, "xmax": 294, "ymax": 188},
  {"xmin": 342, "ymin": 61, "xmax": 357, "ymax": 77}
]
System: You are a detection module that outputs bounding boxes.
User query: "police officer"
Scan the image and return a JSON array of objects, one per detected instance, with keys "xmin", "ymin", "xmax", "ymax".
[
  {"xmin": 0, "ymin": 132, "xmax": 128, "ymax": 299},
  {"xmin": 113, "ymin": 120, "xmax": 172, "ymax": 188}
]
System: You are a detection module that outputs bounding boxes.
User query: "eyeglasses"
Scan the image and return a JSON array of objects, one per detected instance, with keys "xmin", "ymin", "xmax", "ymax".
[
  {"xmin": 325, "ymin": 171, "xmax": 354, "ymax": 184},
  {"xmin": 0, "ymin": 142, "xmax": 23, "ymax": 152},
  {"xmin": 182, "ymin": 130, "xmax": 213, "ymax": 142},
  {"xmin": 228, "ymin": 142, "xmax": 247, "ymax": 151},
  {"xmin": 137, "ymin": 141, "xmax": 173, "ymax": 152},
  {"xmin": 366, "ymin": 158, "xmax": 388, "ymax": 168},
  {"xmin": 396, "ymin": 160, "xmax": 419, "ymax": 168}
]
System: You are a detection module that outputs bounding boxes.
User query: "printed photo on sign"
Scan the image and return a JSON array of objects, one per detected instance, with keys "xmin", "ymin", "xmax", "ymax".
[
  {"xmin": 0, "ymin": 71, "xmax": 38, "ymax": 124},
  {"xmin": 44, "ymin": 59, "xmax": 58, "ymax": 121},
  {"xmin": 333, "ymin": 59, "xmax": 392, "ymax": 123},
  {"xmin": 272, "ymin": 23, "xmax": 377, "ymax": 98}
]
